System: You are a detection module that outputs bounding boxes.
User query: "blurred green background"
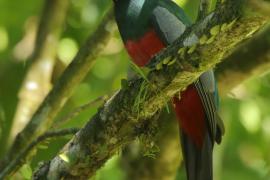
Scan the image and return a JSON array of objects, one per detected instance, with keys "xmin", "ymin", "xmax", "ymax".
[{"xmin": 0, "ymin": 0, "xmax": 270, "ymax": 179}]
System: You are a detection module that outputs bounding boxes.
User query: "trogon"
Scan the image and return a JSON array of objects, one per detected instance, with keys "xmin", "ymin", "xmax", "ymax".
[{"xmin": 113, "ymin": 0, "xmax": 224, "ymax": 180}]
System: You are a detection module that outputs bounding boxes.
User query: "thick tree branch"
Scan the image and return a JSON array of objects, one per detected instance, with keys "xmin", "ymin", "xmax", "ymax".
[
  {"xmin": 0, "ymin": 9, "xmax": 114, "ymax": 177},
  {"xmin": 102, "ymin": 1, "xmax": 270, "ymax": 178},
  {"xmin": 33, "ymin": 1, "xmax": 268, "ymax": 179}
]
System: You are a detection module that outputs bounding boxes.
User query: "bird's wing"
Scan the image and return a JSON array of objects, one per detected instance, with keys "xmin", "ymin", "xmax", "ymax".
[
  {"xmin": 150, "ymin": 0, "xmax": 191, "ymax": 45},
  {"xmin": 194, "ymin": 70, "xmax": 224, "ymax": 143}
]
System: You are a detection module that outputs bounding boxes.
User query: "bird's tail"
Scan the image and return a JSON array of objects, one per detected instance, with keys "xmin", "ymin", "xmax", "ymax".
[{"xmin": 180, "ymin": 131, "xmax": 213, "ymax": 180}]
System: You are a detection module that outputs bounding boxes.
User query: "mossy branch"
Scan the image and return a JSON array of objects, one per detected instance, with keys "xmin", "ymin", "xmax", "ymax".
[
  {"xmin": 32, "ymin": 1, "xmax": 268, "ymax": 179},
  {"xmin": 119, "ymin": 22, "xmax": 270, "ymax": 180}
]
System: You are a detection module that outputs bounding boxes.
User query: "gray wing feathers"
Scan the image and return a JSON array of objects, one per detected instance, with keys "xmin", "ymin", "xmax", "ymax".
[
  {"xmin": 199, "ymin": 70, "xmax": 216, "ymax": 93},
  {"xmin": 195, "ymin": 70, "xmax": 224, "ymax": 143},
  {"xmin": 151, "ymin": 6, "xmax": 186, "ymax": 44}
]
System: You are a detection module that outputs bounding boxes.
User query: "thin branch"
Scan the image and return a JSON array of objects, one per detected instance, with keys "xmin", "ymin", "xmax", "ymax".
[
  {"xmin": 0, "ymin": 8, "xmax": 114, "ymax": 175},
  {"xmin": 33, "ymin": 1, "xmax": 268, "ymax": 179},
  {"xmin": 54, "ymin": 95, "xmax": 109, "ymax": 128},
  {"xmin": 0, "ymin": 128, "xmax": 79, "ymax": 179}
]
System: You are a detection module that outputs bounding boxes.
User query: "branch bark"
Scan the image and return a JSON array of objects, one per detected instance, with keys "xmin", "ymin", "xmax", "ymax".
[{"xmin": 32, "ymin": 1, "xmax": 268, "ymax": 179}]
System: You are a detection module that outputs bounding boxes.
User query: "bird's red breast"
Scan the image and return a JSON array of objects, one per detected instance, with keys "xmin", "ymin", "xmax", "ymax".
[{"xmin": 124, "ymin": 29, "xmax": 165, "ymax": 67}]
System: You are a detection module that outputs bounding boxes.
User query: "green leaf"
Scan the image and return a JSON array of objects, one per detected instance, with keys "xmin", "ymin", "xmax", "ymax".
[{"xmin": 130, "ymin": 62, "xmax": 150, "ymax": 83}]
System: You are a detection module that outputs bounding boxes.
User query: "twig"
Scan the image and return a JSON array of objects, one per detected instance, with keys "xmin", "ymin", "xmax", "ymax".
[
  {"xmin": 0, "ymin": 128, "xmax": 79, "ymax": 179},
  {"xmin": 33, "ymin": 1, "xmax": 268, "ymax": 179},
  {"xmin": 54, "ymin": 95, "xmax": 109, "ymax": 128},
  {"xmin": 0, "ymin": 8, "xmax": 114, "ymax": 175}
]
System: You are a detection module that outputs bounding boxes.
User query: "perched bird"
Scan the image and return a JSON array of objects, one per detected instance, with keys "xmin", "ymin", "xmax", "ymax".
[{"xmin": 113, "ymin": 0, "xmax": 224, "ymax": 180}]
